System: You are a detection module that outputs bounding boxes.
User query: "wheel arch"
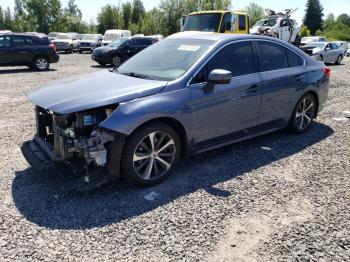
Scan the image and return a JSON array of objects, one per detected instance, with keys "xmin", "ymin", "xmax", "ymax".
[{"xmin": 128, "ymin": 117, "xmax": 189, "ymax": 159}]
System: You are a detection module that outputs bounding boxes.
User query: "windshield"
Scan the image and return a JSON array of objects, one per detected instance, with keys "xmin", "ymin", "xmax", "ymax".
[
  {"xmin": 109, "ymin": 38, "xmax": 128, "ymax": 47},
  {"xmin": 183, "ymin": 13, "xmax": 222, "ymax": 32},
  {"xmin": 48, "ymin": 33, "xmax": 58, "ymax": 37},
  {"xmin": 305, "ymin": 42, "xmax": 326, "ymax": 48},
  {"xmin": 104, "ymin": 33, "xmax": 120, "ymax": 41},
  {"xmin": 253, "ymin": 19, "xmax": 277, "ymax": 27},
  {"xmin": 82, "ymin": 34, "xmax": 98, "ymax": 40},
  {"xmin": 118, "ymin": 39, "xmax": 214, "ymax": 81},
  {"xmin": 56, "ymin": 34, "xmax": 72, "ymax": 40}
]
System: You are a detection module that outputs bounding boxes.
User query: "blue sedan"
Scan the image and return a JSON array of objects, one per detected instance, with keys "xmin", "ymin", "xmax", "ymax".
[{"xmin": 22, "ymin": 33, "xmax": 330, "ymax": 187}]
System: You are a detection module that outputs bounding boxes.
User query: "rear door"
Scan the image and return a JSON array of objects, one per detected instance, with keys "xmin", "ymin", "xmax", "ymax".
[
  {"xmin": 11, "ymin": 35, "xmax": 34, "ymax": 64},
  {"xmin": 256, "ymin": 41, "xmax": 306, "ymax": 127},
  {"xmin": 190, "ymin": 41, "xmax": 262, "ymax": 145},
  {"xmin": 0, "ymin": 35, "xmax": 12, "ymax": 65}
]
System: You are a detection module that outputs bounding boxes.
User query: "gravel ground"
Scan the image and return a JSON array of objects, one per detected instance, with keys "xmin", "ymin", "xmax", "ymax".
[{"xmin": 0, "ymin": 54, "xmax": 349, "ymax": 261}]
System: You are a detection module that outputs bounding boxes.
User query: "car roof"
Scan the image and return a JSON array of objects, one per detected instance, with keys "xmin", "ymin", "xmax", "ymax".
[
  {"xmin": 168, "ymin": 32, "xmax": 287, "ymax": 43},
  {"xmin": 0, "ymin": 32, "xmax": 47, "ymax": 38}
]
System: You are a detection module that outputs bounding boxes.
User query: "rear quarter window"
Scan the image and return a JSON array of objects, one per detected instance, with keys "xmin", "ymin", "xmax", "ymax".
[{"xmin": 286, "ymin": 48, "xmax": 304, "ymax": 67}]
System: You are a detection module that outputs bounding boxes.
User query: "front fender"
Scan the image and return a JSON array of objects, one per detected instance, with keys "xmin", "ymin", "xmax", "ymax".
[{"xmin": 99, "ymin": 88, "xmax": 193, "ymax": 137}]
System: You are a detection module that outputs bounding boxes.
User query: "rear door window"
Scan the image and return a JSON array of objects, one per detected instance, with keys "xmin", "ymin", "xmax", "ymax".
[
  {"xmin": 12, "ymin": 36, "xmax": 27, "ymax": 47},
  {"xmin": 257, "ymin": 41, "xmax": 288, "ymax": 72}
]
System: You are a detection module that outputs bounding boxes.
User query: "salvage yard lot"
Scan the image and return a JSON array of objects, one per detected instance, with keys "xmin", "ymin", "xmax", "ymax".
[{"xmin": 0, "ymin": 54, "xmax": 349, "ymax": 261}]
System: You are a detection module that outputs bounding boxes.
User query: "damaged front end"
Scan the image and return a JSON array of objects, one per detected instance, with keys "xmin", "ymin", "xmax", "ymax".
[{"xmin": 21, "ymin": 105, "xmax": 125, "ymax": 189}]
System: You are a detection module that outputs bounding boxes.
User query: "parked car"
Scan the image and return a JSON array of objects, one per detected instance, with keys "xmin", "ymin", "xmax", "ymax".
[
  {"xmin": 0, "ymin": 32, "xmax": 59, "ymax": 71},
  {"xmin": 48, "ymin": 32, "xmax": 60, "ymax": 42},
  {"xmin": 301, "ymin": 42, "xmax": 344, "ymax": 64},
  {"xmin": 21, "ymin": 34, "xmax": 330, "ymax": 187},
  {"xmin": 102, "ymin": 29, "xmax": 131, "ymax": 46},
  {"xmin": 91, "ymin": 37, "xmax": 158, "ymax": 67},
  {"xmin": 301, "ymin": 36, "xmax": 327, "ymax": 46},
  {"xmin": 51, "ymin": 33, "xmax": 79, "ymax": 53},
  {"xmin": 332, "ymin": 41, "xmax": 348, "ymax": 56},
  {"xmin": 78, "ymin": 34, "xmax": 103, "ymax": 53}
]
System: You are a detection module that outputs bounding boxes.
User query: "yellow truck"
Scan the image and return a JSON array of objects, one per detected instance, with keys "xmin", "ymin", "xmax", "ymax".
[{"xmin": 181, "ymin": 10, "xmax": 250, "ymax": 34}]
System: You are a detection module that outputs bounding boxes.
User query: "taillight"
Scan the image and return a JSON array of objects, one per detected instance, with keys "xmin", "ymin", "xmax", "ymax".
[
  {"xmin": 49, "ymin": 43, "xmax": 56, "ymax": 52},
  {"xmin": 322, "ymin": 67, "xmax": 331, "ymax": 77}
]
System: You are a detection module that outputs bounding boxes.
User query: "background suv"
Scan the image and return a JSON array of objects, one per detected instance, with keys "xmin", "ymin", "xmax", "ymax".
[
  {"xmin": 51, "ymin": 33, "xmax": 79, "ymax": 53},
  {"xmin": 91, "ymin": 37, "xmax": 158, "ymax": 67},
  {"xmin": 0, "ymin": 33, "xmax": 59, "ymax": 71},
  {"xmin": 78, "ymin": 34, "xmax": 103, "ymax": 53}
]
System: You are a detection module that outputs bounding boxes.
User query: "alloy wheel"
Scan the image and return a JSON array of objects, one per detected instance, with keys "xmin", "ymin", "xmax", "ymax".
[
  {"xmin": 133, "ymin": 131, "xmax": 176, "ymax": 180},
  {"xmin": 36, "ymin": 58, "xmax": 48, "ymax": 70},
  {"xmin": 295, "ymin": 97, "xmax": 315, "ymax": 130}
]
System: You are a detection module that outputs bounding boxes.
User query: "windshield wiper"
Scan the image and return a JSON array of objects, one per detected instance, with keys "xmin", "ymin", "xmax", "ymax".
[{"xmin": 120, "ymin": 72, "xmax": 154, "ymax": 80}]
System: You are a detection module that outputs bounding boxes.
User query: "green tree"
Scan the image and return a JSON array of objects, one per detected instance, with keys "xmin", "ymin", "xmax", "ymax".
[
  {"xmin": 121, "ymin": 1, "xmax": 132, "ymax": 28},
  {"xmin": 300, "ymin": 26, "xmax": 311, "ymax": 37},
  {"xmin": 131, "ymin": 0, "xmax": 145, "ymax": 24},
  {"xmin": 201, "ymin": 0, "xmax": 231, "ymax": 10},
  {"xmin": 141, "ymin": 8, "xmax": 166, "ymax": 35},
  {"xmin": 337, "ymin": 14, "xmax": 350, "ymax": 26},
  {"xmin": 4, "ymin": 7, "xmax": 13, "ymax": 30},
  {"xmin": 303, "ymin": 0, "xmax": 324, "ymax": 35},
  {"xmin": 97, "ymin": 4, "xmax": 123, "ymax": 34},
  {"xmin": 245, "ymin": 2, "xmax": 264, "ymax": 26},
  {"xmin": 65, "ymin": 0, "xmax": 81, "ymax": 17},
  {"xmin": 159, "ymin": 0, "xmax": 183, "ymax": 35},
  {"xmin": 0, "ymin": 6, "xmax": 5, "ymax": 29},
  {"xmin": 324, "ymin": 13, "xmax": 335, "ymax": 30}
]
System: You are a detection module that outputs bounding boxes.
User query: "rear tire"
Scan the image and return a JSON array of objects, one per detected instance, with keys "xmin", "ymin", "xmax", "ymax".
[
  {"xmin": 287, "ymin": 93, "xmax": 316, "ymax": 133},
  {"xmin": 121, "ymin": 122, "xmax": 181, "ymax": 186},
  {"xmin": 79, "ymin": 50, "xmax": 83, "ymax": 54},
  {"xmin": 335, "ymin": 55, "xmax": 342, "ymax": 65},
  {"xmin": 33, "ymin": 56, "xmax": 50, "ymax": 71}
]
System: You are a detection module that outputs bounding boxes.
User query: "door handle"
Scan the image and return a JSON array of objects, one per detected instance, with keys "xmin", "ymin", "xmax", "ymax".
[
  {"xmin": 295, "ymin": 75, "xmax": 305, "ymax": 81},
  {"xmin": 246, "ymin": 84, "xmax": 258, "ymax": 94}
]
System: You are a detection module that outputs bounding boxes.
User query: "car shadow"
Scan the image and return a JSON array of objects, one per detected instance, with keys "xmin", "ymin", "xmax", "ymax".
[
  {"xmin": 12, "ymin": 122, "xmax": 334, "ymax": 230},
  {"xmin": 0, "ymin": 68, "xmax": 57, "ymax": 74}
]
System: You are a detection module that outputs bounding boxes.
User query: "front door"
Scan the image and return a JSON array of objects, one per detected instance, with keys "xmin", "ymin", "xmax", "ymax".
[{"xmin": 190, "ymin": 41, "xmax": 262, "ymax": 146}]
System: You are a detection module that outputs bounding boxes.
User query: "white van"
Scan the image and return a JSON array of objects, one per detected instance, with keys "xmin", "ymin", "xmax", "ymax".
[{"xmin": 102, "ymin": 30, "xmax": 131, "ymax": 46}]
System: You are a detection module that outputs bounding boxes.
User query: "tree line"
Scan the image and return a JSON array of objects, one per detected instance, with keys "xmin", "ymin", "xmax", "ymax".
[{"xmin": 0, "ymin": 0, "xmax": 349, "ymax": 41}]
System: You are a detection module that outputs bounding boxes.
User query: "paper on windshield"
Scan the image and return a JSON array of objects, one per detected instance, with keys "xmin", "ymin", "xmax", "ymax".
[{"xmin": 177, "ymin": 45, "xmax": 200, "ymax": 51}]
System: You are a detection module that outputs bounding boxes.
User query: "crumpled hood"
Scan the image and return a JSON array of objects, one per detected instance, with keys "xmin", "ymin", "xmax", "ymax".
[{"xmin": 28, "ymin": 70, "xmax": 167, "ymax": 114}]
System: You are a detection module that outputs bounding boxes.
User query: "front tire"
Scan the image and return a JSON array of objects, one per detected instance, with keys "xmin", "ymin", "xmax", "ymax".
[
  {"xmin": 112, "ymin": 55, "xmax": 122, "ymax": 67},
  {"xmin": 33, "ymin": 57, "xmax": 49, "ymax": 71},
  {"xmin": 287, "ymin": 93, "xmax": 316, "ymax": 133},
  {"xmin": 121, "ymin": 122, "xmax": 181, "ymax": 186}
]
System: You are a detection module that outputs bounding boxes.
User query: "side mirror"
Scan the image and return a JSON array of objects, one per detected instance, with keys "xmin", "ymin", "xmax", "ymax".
[
  {"xmin": 204, "ymin": 69, "xmax": 232, "ymax": 93},
  {"xmin": 208, "ymin": 69, "xmax": 232, "ymax": 84}
]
